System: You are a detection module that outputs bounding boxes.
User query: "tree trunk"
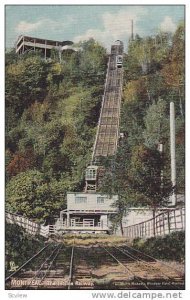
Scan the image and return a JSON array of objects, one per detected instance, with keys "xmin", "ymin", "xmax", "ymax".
[{"xmin": 120, "ymin": 218, "xmax": 124, "ymax": 236}]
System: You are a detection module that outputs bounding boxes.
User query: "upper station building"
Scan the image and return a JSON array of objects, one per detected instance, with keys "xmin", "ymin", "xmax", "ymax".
[{"xmin": 15, "ymin": 35, "xmax": 77, "ymax": 58}]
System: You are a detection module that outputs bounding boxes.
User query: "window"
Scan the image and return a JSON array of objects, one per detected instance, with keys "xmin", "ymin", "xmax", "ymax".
[
  {"xmin": 75, "ymin": 197, "xmax": 87, "ymax": 204},
  {"xmin": 97, "ymin": 197, "xmax": 105, "ymax": 204},
  {"xmin": 86, "ymin": 168, "xmax": 96, "ymax": 180}
]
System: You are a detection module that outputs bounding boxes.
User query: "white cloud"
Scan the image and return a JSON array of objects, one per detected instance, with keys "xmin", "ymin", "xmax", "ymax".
[
  {"xmin": 160, "ymin": 16, "xmax": 177, "ymax": 33},
  {"xmin": 73, "ymin": 7, "xmax": 148, "ymax": 49},
  {"xmin": 16, "ymin": 20, "xmax": 43, "ymax": 33},
  {"xmin": 15, "ymin": 17, "xmax": 73, "ymax": 34}
]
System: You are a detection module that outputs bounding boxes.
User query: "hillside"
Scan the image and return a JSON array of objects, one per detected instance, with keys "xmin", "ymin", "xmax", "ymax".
[{"xmin": 5, "ymin": 25, "xmax": 185, "ymax": 224}]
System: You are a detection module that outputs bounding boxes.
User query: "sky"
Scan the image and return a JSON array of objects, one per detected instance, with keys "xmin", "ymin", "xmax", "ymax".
[{"xmin": 5, "ymin": 5, "xmax": 185, "ymax": 51}]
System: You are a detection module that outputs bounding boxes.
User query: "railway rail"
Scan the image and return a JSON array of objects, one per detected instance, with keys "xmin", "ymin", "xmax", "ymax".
[
  {"xmin": 6, "ymin": 241, "xmax": 185, "ymax": 290},
  {"xmin": 69, "ymin": 246, "xmax": 94, "ymax": 290},
  {"xmin": 100, "ymin": 245, "xmax": 184, "ymax": 290},
  {"xmin": 123, "ymin": 244, "xmax": 184, "ymax": 277},
  {"xmin": 5, "ymin": 243, "xmax": 52, "ymax": 282}
]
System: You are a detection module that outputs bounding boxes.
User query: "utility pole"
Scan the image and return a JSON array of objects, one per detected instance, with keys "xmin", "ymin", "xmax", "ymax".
[{"xmin": 170, "ymin": 102, "xmax": 177, "ymax": 206}]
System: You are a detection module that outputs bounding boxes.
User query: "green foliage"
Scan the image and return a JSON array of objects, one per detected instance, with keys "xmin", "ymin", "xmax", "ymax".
[
  {"xmin": 100, "ymin": 23, "xmax": 184, "ymax": 226},
  {"xmin": 5, "ymin": 39, "xmax": 106, "ymax": 222},
  {"xmin": 6, "ymin": 170, "xmax": 70, "ymax": 222},
  {"xmin": 129, "ymin": 144, "xmax": 172, "ymax": 209},
  {"xmin": 161, "ymin": 23, "xmax": 185, "ymax": 117},
  {"xmin": 60, "ymin": 39, "xmax": 107, "ymax": 87},
  {"xmin": 5, "ymin": 25, "xmax": 184, "ymax": 224},
  {"xmin": 126, "ymin": 32, "xmax": 171, "ymax": 81},
  {"xmin": 143, "ymin": 98, "xmax": 169, "ymax": 149},
  {"xmin": 5, "ymin": 223, "xmax": 45, "ymax": 276},
  {"xmin": 132, "ymin": 231, "xmax": 185, "ymax": 261},
  {"xmin": 6, "ymin": 54, "xmax": 49, "ymax": 117}
]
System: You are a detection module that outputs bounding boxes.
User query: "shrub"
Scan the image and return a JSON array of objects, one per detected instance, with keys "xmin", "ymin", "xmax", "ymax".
[
  {"xmin": 132, "ymin": 231, "xmax": 185, "ymax": 262},
  {"xmin": 5, "ymin": 223, "xmax": 45, "ymax": 276}
]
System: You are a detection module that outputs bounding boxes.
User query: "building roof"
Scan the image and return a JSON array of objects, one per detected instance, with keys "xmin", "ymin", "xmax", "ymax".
[{"xmin": 16, "ymin": 35, "xmax": 74, "ymax": 47}]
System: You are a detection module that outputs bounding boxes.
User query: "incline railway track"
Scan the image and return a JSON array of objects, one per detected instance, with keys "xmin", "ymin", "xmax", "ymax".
[
  {"xmin": 122, "ymin": 244, "xmax": 184, "ymax": 278},
  {"xmin": 6, "ymin": 242, "xmax": 73, "ymax": 290},
  {"xmin": 5, "ymin": 243, "xmax": 52, "ymax": 282},
  {"xmin": 99, "ymin": 245, "xmax": 184, "ymax": 290},
  {"xmin": 69, "ymin": 246, "xmax": 94, "ymax": 290},
  {"xmin": 5, "ymin": 241, "xmax": 185, "ymax": 290},
  {"xmin": 92, "ymin": 41, "xmax": 123, "ymax": 160}
]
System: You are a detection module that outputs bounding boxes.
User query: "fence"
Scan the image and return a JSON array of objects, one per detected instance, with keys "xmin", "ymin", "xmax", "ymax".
[
  {"xmin": 5, "ymin": 211, "xmax": 50, "ymax": 238},
  {"xmin": 123, "ymin": 208, "xmax": 185, "ymax": 239}
]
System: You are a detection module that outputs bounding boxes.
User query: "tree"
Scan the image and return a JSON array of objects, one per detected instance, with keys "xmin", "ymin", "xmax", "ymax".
[
  {"xmin": 6, "ymin": 53, "xmax": 49, "ymax": 117},
  {"xmin": 129, "ymin": 144, "xmax": 172, "ymax": 235},
  {"xmin": 99, "ymin": 141, "xmax": 136, "ymax": 235},
  {"xmin": 126, "ymin": 32, "xmax": 171, "ymax": 80},
  {"xmin": 161, "ymin": 23, "xmax": 185, "ymax": 117},
  {"xmin": 6, "ymin": 148, "xmax": 36, "ymax": 178},
  {"xmin": 143, "ymin": 98, "xmax": 169, "ymax": 149},
  {"xmin": 6, "ymin": 170, "xmax": 70, "ymax": 223}
]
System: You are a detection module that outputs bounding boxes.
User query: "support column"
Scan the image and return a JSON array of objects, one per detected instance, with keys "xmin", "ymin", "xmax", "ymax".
[
  {"xmin": 100, "ymin": 215, "xmax": 108, "ymax": 229},
  {"xmin": 66, "ymin": 212, "xmax": 70, "ymax": 228},
  {"xmin": 45, "ymin": 40, "xmax": 47, "ymax": 60},
  {"xmin": 58, "ymin": 45, "xmax": 62, "ymax": 63},
  {"xmin": 170, "ymin": 102, "xmax": 177, "ymax": 206},
  {"xmin": 22, "ymin": 36, "xmax": 25, "ymax": 54}
]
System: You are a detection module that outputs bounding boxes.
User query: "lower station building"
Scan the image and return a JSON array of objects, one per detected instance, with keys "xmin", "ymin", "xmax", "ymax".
[{"xmin": 56, "ymin": 192, "xmax": 118, "ymax": 233}]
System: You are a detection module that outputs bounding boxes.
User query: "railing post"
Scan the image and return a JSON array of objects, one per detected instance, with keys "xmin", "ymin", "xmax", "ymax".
[
  {"xmin": 159, "ymin": 216, "xmax": 162, "ymax": 235},
  {"xmin": 163, "ymin": 213, "xmax": 165, "ymax": 235},
  {"xmin": 148, "ymin": 221, "xmax": 151, "ymax": 237},
  {"xmin": 167, "ymin": 211, "xmax": 171, "ymax": 234},
  {"xmin": 156, "ymin": 215, "xmax": 159, "ymax": 237},
  {"xmin": 145, "ymin": 222, "xmax": 147, "ymax": 237},
  {"xmin": 174, "ymin": 209, "xmax": 177, "ymax": 231},
  {"xmin": 153, "ymin": 216, "xmax": 156, "ymax": 237},
  {"xmin": 180, "ymin": 208, "xmax": 183, "ymax": 230},
  {"xmin": 183, "ymin": 208, "xmax": 185, "ymax": 230}
]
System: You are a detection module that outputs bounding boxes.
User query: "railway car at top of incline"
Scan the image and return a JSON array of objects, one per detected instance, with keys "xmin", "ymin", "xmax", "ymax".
[{"xmin": 116, "ymin": 55, "xmax": 123, "ymax": 68}]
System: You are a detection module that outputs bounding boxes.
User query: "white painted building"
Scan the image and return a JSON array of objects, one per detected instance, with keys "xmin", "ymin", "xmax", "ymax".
[
  {"xmin": 57, "ymin": 192, "xmax": 118, "ymax": 233},
  {"xmin": 15, "ymin": 35, "xmax": 77, "ymax": 57}
]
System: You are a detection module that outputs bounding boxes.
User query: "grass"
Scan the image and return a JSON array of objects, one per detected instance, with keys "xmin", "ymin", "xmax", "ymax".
[{"xmin": 57, "ymin": 233, "xmax": 128, "ymax": 246}]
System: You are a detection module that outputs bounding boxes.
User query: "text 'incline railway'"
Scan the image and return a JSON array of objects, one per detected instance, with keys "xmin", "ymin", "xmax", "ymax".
[{"xmin": 92, "ymin": 40, "xmax": 124, "ymax": 162}]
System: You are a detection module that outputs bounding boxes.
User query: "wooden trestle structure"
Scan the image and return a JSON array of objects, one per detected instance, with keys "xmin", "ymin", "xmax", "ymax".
[{"xmin": 92, "ymin": 41, "xmax": 124, "ymax": 162}]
